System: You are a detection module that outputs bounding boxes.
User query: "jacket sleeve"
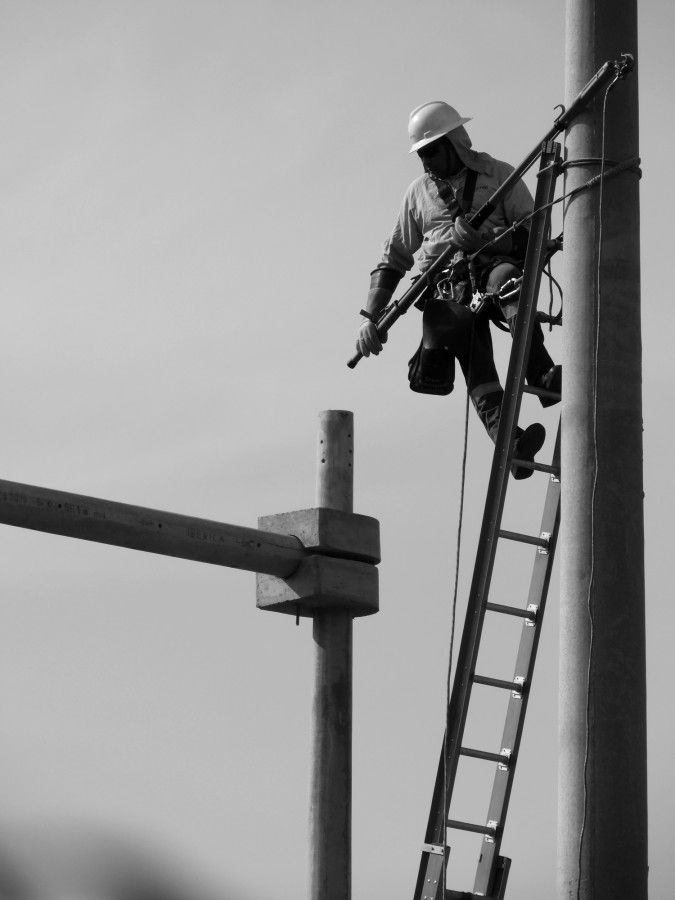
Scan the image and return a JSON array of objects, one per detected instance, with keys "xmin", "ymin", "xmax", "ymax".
[{"xmin": 376, "ymin": 186, "xmax": 424, "ymax": 276}]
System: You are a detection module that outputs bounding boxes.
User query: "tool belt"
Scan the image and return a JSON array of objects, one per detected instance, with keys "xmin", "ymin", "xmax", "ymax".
[
  {"xmin": 407, "ymin": 291, "xmax": 474, "ymax": 396},
  {"xmin": 408, "ymin": 255, "xmax": 521, "ymax": 396}
]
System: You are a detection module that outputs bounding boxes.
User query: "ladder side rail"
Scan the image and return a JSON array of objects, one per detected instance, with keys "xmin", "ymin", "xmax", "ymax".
[
  {"xmin": 473, "ymin": 428, "xmax": 561, "ymax": 895},
  {"xmin": 439, "ymin": 139, "xmax": 563, "ymax": 822},
  {"xmin": 464, "ymin": 146, "xmax": 562, "ymax": 898},
  {"xmin": 413, "ymin": 143, "xmax": 562, "ymax": 900},
  {"xmin": 486, "ymin": 140, "xmax": 563, "ymax": 486}
]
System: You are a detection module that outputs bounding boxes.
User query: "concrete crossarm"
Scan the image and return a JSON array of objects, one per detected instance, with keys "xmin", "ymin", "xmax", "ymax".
[
  {"xmin": 0, "ymin": 479, "xmax": 305, "ymax": 577},
  {"xmin": 0, "ymin": 482, "xmax": 381, "ymax": 612},
  {"xmin": 256, "ymin": 508, "xmax": 380, "ymax": 617}
]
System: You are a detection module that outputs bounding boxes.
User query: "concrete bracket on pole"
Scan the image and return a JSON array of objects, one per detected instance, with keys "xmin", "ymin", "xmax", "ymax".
[{"xmin": 255, "ymin": 507, "xmax": 380, "ymax": 617}]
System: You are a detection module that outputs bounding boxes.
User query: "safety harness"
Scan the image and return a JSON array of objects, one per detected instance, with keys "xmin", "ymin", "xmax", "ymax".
[{"xmin": 408, "ymin": 167, "xmax": 528, "ymax": 395}]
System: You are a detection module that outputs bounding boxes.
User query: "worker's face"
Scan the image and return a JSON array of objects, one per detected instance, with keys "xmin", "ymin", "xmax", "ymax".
[{"xmin": 417, "ymin": 136, "xmax": 462, "ymax": 179}]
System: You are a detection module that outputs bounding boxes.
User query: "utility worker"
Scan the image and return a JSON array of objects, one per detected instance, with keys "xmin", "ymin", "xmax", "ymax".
[{"xmin": 357, "ymin": 101, "xmax": 561, "ymax": 478}]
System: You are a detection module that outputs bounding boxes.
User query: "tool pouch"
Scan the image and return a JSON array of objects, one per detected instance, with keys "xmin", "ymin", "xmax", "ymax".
[
  {"xmin": 408, "ymin": 344, "xmax": 455, "ymax": 395},
  {"xmin": 408, "ymin": 299, "xmax": 473, "ymax": 395}
]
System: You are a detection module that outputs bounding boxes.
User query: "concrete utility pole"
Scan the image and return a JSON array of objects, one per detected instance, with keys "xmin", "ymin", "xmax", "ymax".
[
  {"xmin": 0, "ymin": 410, "xmax": 379, "ymax": 900},
  {"xmin": 310, "ymin": 411, "xmax": 355, "ymax": 900},
  {"xmin": 560, "ymin": 2, "xmax": 647, "ymax": 899},
  {"xmin": 257, "ymin": 410, "xmax": 378, "ymax": 900}
]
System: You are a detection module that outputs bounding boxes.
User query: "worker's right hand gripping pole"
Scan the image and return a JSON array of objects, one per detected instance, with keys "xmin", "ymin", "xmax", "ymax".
[{"xmin": 347, "ymin": 54, "xmax": 634, "ymax": 370}]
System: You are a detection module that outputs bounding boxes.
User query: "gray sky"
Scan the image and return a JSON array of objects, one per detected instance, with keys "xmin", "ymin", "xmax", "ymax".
[{"xmin": 0, "ymin": 1, "xmax": 670, "ymax": 898}]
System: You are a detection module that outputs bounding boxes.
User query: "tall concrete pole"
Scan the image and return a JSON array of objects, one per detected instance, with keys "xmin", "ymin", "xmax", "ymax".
[
  {"xmin": 559, "ymin": 3, "xmax": 647, "ymax": 900},
  {"xmin": 309, "ymin": 410, "xmax": 354, "ymax": 900}
]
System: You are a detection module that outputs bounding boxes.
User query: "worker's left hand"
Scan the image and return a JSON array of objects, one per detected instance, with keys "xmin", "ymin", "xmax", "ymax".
[
  {"xmin": 357, "ymin": 320, "xmax": 387, "ymax": 357},
  {"xmin": 452, "ymin": 216, "xmax": 483, "ymax": 253}
]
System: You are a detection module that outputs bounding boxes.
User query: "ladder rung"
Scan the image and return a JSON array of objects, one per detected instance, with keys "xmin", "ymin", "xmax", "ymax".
[
  {"xmin": 498, "ymin": 528, "xmax": 549, "ymax": 548},
  {"xmin": 473, "ymin": 674, "xmax": 525, "ymax": 694},
  {"xmin": 522, "ymin": 383, "xmax": 561, "ymax": 403},
  {"xmin": 532, "ymin": 460, "xmax": 560, "ymax": 475},
  {"xmin": 459, "ymin": 746, "xmax": 510, "ymax": 765},
  {"xmin": 445, "ymin": 892, "xmax": 492, "ymax": 900},
  {"xmin": 447, "ymin": 818, "xmax": 498, "ymax": 837},
  {"xmin": 509, "ymin": 457, "xmax": 560, "ymax": 476},
  {"xmin": 486, "ymin": 601, "xmax": 537, "ymax": 621},
  {"xmin": 444, "ymin": 857, "xmax": 511, "ymax": 900}
]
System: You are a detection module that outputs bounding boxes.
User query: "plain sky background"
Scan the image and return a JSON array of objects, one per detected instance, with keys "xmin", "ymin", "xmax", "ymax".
[{"xmin": 0, "ymin": 1, "xmax": 671, "ymax": 897}]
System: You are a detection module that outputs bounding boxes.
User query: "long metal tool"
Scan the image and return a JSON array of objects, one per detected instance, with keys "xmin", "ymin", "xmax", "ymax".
[
  {"xmin": 347, "ymin": 53, "xmax": 633, "ymax": 370},
  {"xmin": 413, "ymin": 143, "xmax": 562, "ymax": 900}
]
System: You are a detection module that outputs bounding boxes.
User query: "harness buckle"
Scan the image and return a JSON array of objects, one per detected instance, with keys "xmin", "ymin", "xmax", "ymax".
[{"xmin": 470, "ymin": 292, "xmax": 486, "ymax": 314}]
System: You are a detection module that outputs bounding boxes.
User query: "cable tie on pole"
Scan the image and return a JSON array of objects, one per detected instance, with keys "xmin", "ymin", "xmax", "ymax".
[
  {"xmin": 561, "ymin": 156, "xmax": 641, "ymax": 180},
  {"xmin": 584, "ymin": 156, "xmax": 642, "ymax": 186},
  {"xmin": 557, "ymin": 156, "xmax": 642, "ymax": 208},
  {"xmin": 561, "ymin": 157, "xmax": 620, "ymax": 170}
]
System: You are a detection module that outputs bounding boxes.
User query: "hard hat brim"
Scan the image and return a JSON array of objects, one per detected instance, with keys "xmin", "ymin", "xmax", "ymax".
[{"xmin": 409, "ymin": 117, "xmax": 472, "ymax": 153}]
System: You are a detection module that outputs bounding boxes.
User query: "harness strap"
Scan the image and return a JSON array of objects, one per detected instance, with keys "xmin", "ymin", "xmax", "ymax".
[
  {"xmin": 461, "ymin": 168, "xmax": 478, "ymax": 215},
  {"xmin": 435, "ymin": 167, "xmax": 478, "ymax": 219},
  {"xmin": 418, "ymin": 169, "xmax": 480, "ymax": 312}
]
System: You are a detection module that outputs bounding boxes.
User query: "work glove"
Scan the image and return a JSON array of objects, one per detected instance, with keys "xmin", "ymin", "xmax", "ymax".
[
  {"xmin": 357, "ymin": 281, "xmax": 394, "ymax": 356},
  {"xmin": 357, "ymin": 320, "xmax": 387, "ymax": 357},
  {"xmin": 451, "ymin": 216, "xmax": 484, "ymax": 253}
]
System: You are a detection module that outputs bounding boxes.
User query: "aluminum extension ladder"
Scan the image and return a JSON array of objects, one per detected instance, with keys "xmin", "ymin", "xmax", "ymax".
[{"xmin": 413, "ymin": 141, "xmax": 563, "ymax": 900}]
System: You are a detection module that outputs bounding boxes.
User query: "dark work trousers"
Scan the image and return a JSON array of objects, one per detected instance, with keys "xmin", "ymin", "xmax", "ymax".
[
  {"xmin": 486, "ymin": 261, "xmax": 555, "ymax": 384},
  {"xmin": 455, "ymin": 312, "xmax": 504, "ymax": 443},
  {"xmin": 455, "ymin": 262, "xmax": 556, "ymax": 443}
]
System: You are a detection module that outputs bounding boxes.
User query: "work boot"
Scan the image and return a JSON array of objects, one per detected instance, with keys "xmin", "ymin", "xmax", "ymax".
[
  {"xmin": 511, "ymin": 423, "xmax": 546, "ymax": 480},
  {"xmin": 535, "ymin": 365, "xmax": 562, "ymax": 407}
]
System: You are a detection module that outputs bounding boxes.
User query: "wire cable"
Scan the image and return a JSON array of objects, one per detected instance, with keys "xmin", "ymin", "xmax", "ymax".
[
  {"xmin": 575, "ymin": 73, "xmax": 616, "ymax": 900},
  {"xmin": 470, "ymin": 154, "xmax": 640, "ymax": 262},
  {"xmin": 442, "ymin": 322, "xmax": 474, "ymax": 891}
]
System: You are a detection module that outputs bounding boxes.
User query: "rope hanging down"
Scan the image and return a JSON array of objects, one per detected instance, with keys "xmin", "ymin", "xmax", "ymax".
[{"xmin": 442, "ymin": 328, "xmax": 474, "ymax": 890}]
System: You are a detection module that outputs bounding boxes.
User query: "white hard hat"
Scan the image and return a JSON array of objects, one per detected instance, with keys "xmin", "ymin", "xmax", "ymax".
[{"xmin": 408, "ymin": 101, "xmax": 472, "ymax": 153}]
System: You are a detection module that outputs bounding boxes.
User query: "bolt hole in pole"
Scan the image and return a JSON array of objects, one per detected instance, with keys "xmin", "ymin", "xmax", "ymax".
[{"xmin": 310, "ymin": 411, "xmax": 354, "ymax": 900}]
